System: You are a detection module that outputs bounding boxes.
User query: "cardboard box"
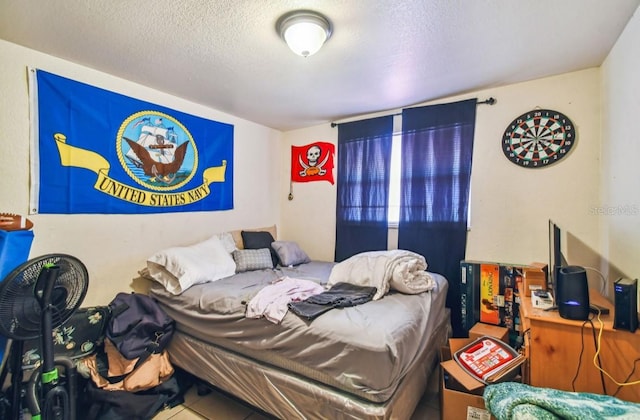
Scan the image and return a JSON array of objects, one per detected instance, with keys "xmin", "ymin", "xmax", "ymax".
[
  {"xmin": 441, "ymin": 369, "xmax": 493, "ymax": 420},
  {"xmin": 441, "ymin": 342, "xmax": 495, "ymax": 419},
  {"xmin": 528, "ymin": 261, "xmax": 549, "ymax": 275},
  {"xmin": 523, "ymin": 262, "xmax": 548, "ymax": 297},
  {"xmin": 440, "ymin": 323, "xmax": 524, "ymax": 420},
  {"xmin": 469, "ymin": 323, "xmax": 509, "ymax": 342}
]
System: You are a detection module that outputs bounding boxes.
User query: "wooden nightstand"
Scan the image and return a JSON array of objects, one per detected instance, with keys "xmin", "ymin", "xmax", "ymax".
[{"xmin": 520, "ymin": 290, "xmax": 640, "ymax": 402}]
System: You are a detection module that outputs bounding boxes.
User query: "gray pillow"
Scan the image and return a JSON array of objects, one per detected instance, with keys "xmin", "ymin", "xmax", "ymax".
[
  {"xmin": 233, "ymin": 248, "xmax": 274, "ymax": 272},
  {"xmin": 271, "ymin": 241, "xmax": 311, "ymax": 266}
]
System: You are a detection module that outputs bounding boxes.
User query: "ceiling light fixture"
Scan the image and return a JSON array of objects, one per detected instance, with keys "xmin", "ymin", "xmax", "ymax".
[{"xmin": 276, "ymin": 10, "xmax": 332, "ymax": 57}]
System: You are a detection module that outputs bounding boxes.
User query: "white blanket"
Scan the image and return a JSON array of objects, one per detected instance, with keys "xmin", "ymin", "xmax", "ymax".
[{"xmin": 328, "ymin": 250, "xmax": 436, "ymax": 300}]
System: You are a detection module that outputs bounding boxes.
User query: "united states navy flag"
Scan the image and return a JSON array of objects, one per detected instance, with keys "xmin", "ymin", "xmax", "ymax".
[{"xmin": 29, "ymin": 69, "xmax": 233, "ymax": 214}]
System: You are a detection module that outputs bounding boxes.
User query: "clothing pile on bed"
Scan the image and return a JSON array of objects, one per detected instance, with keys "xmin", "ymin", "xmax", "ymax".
[
  {"xmin": 287, "ymin": 281, "xmax": 378, "ymax": 321},
  {"xmin": 245, "ymin": 249, "xmax": 436, "ymax": 323}
]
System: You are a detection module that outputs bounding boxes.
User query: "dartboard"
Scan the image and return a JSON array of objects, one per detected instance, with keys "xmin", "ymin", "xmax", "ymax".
[{"xmin": 502, "ymin": 109, "xmax": 575, "ymax": 168}]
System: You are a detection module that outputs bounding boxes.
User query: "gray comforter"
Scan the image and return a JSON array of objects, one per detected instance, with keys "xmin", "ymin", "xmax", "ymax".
[{"xmin": 149, "ymin": 261, "xmax": 448, "ymax": 402}]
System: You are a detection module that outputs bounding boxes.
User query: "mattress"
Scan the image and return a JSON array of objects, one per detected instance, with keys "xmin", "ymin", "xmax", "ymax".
[
  {"xmin": 168, "ymin": 308, "xmax": 450, "ymax": 419},
  {"xmin": 149, "ymin": 261, "xmax": 449, "ymax": 403}
]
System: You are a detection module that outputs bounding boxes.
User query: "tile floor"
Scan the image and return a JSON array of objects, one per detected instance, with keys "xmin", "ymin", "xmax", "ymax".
[{"xmin": 153, "ymin": 373, "xmax": 441, "ymax": 420}]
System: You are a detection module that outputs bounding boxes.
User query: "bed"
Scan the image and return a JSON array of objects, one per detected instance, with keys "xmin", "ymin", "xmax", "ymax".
[{"xmin": 143, "ymin": 229, "xmax": 451, "ymax": 419}]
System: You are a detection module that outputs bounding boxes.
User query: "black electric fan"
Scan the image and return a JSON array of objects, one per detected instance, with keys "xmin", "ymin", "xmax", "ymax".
[{"xmin": 0, "ymin": 254, "xmax": 88, "ymax": 420}]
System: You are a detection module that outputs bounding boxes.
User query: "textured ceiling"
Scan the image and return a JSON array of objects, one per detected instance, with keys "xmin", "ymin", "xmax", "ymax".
[{"xmin": 1, "ymin": 0, "xmax": 639, "ymax": 131}]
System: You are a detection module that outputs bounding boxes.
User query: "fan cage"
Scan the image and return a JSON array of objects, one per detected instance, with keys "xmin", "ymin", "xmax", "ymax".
[{"xmin": 0, "ymin": 254, "xmax": 88, "ymax": 340}]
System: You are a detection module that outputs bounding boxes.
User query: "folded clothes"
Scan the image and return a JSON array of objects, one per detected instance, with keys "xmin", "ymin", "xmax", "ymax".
[
  {"xmin": 288, "ymin": 282, "xmax": 377, "ymax": 321},
  {"xmin": 305, "ymin": 282, "xmax": 377, "ymax": 307},
  {"xmin": 287, "ymin": 301, "xmax": 335, "ymax": 321}
]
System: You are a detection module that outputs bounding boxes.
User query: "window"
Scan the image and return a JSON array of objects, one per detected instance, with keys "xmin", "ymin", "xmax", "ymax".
[
  {"xmin": 387, "ymin": 131, "xmax": 471, "ymax": 228},
  {"xmin": 336, "ymin": 99, "xmax": 476, "ymax": 264},
  {"xmin": 334, "ymin": 115, "xmax": 393, "ymax": 261},
  {"xmin": 387, "ymin": 132, "xmax": 402, "ymax": 226}
]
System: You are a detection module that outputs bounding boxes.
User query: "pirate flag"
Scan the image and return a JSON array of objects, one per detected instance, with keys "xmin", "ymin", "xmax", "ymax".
[{"xmin": 291, "ymin": 142, "xmax": 335, "ymax": 185}]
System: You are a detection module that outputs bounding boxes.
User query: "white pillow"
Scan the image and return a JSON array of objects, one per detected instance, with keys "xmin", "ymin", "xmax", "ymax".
[
  {"xmin": 215, "ymin": 231, "xmax": 237, "ymax": 254},
  {"xmin": 147, "ymin": 236, "xmax": 236, "ymax": 295}
]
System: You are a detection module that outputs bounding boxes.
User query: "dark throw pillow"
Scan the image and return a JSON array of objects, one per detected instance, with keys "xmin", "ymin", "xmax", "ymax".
[{"xmin": 241, "ymin": 230, "xmax": 278, "ymax": 267}]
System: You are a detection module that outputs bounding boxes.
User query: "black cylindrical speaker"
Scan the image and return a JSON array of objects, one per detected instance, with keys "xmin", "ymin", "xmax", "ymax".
[{"xmin": 557, "ymin": 265, "xmax": 590, "ymax": 320}]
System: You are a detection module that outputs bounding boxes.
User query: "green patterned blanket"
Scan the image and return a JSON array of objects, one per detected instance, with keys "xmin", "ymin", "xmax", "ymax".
[{"xmin": 484, "ymin": 382, "xmax": 640, "ymax": 419}]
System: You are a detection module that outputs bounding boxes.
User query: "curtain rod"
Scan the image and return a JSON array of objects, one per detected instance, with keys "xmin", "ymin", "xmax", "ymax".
[{"xmin": 330, "ymin": 97, "xmax": 496, "ymax": 128}]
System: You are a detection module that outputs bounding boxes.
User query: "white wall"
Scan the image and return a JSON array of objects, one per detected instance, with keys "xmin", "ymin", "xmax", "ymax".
[
  {"xmin": 0, "ymin": 39, "xmax": 283, "ymax": 306},
  {"xmin": 466, "ymin": 69, "xmax": 601, "ymax": 265},
  {"xmin": 601, "ymin": 7, "xmax": 640, "ymax": 282},
  {"xmin": 279, "ymin": 123, "xmax": 337, "ymax": 261},
  {"xmin": 6, "ymin": 12, "xmax": 638, "ymax": 307},
  {"xmin": 283, "ymin": 68, "xmax": 602, "ymax": 273}
]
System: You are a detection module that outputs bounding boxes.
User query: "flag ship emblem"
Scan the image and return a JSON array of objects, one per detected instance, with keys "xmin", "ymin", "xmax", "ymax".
[
  {"xmin": 50, "ymin": 110, "xmax": 227, "ymax": 208},
  {"xmin": 118, "ymin": 111, "xmax": 197, "ymax": 190}
]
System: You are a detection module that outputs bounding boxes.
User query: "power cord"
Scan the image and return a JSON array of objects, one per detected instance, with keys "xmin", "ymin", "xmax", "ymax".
[
  {"xmin": 572, "ymin": 313, "xmax": 607, "ymax": 394},
  {"xmin": 614, "ymin": 358, "xmax": 640, "ymax": 397},
  {"xmin": 592, "ymin": 310, "xmax": 640, "ymax": 388},
  {"xmin": 572, "ymin": 320, "xmax": 588, "ymax": 392},
  {"xmin": 587, "ymin": 315, "xmax": 608, "ymax": 394},
  {"xmin": 582, "ymin": 266, "xmax": 607, "ymax": 295}
]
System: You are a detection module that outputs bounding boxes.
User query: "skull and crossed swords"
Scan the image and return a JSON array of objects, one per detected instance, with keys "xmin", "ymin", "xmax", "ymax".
[{"xmin": 299, "ymin": 145, "xmax": 329, "ymax": 177}]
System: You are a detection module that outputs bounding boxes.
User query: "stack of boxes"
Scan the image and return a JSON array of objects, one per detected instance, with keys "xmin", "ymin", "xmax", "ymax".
[
  {"xmin": 460, "ymin": 260, "xmax": 547, "ymax": 344},
  {"xmin": 444, "ymin": 260, "xmax": 547, "ymax": 419}
]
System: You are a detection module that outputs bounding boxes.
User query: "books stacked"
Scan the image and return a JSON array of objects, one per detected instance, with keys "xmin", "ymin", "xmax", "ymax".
[
  {"xmin": 459, "ymin": 261, "xmax": 546, "ymax": 339},
  {"xmin": 460, "ymin": 261, "xmax": 523, "ymax": 333}
]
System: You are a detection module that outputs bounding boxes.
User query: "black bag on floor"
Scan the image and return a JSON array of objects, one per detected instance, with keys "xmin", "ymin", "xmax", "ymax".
[
  {"xmin": 106, "ymin": 293, "xmax": 175, "ymax": 363},
  {"xmin": 82, "ymin": 373, "xmax": 183, "ymax": 420},
  {"xmin": 78, "ymin": 293, "xmax": 184, "ymax": 419},
  {"xmin": 79, "ymin": 351, "xmax": 195, "ymax": 420}
]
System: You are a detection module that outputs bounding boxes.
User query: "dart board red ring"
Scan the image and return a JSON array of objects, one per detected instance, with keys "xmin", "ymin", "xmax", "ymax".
[{"xmin": 502, "ymin": 109, "xmax": 576, "ymax": 168}]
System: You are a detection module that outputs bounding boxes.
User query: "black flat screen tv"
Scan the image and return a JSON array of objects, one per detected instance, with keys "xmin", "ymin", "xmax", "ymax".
[{"xmin": 548, "ymin": 219, "xmax": 568, "ymax": 299}]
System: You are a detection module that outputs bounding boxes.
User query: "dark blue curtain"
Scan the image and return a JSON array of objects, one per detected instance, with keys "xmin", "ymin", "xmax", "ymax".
[
  {"xmin": 399, "ymin": 98, "xmax": 477, "ymax": 337},
  {"xmin": 335, "ymin": 116, "xmax": 393, "ymax": 262}
]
